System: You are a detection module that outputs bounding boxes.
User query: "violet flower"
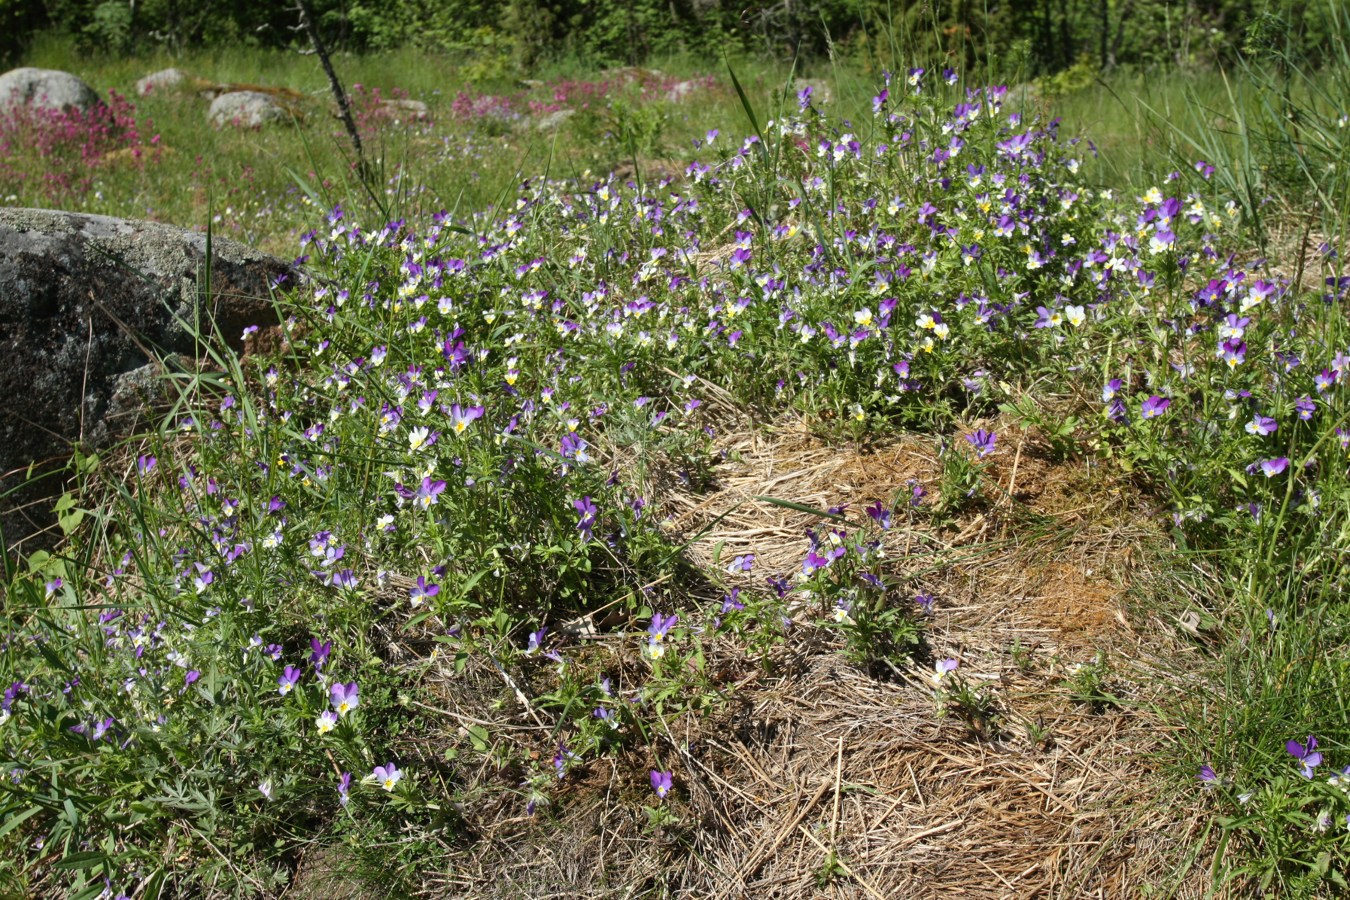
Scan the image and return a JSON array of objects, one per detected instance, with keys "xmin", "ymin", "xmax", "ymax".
[
  {"xmin": 372, "ymin": 763, "xmax": 402, "ymax": 791},
  {"xmin": 573, "ymin": 496, "xmax": 597, "ymax": 542},
  {"xmin": 1259, "ymin": 457, "xmax": 1289, "ymax": 477},
  {"xmin": 1287, "ymin": 735, "xmax": 1322, "ymax": 779},
  {"xmin": 277, "ymin": 666, "xmax": 302, "ymax": 695},
  {"xmin": 330, "ymin": 681, "xmax": 360, "ymax": 717},
  {"xmin": 965, "ymin": 429, "xmax": 997, "ymax": 458},
  {"xmin": 309, "ymin": 638, "xmax": 332, "ymax": 669},
  {"xmin": 1140, "ymin": 395, "xmax": 1171, "ymax": 419},
  {"xmin": 409, "ymin": 576, "xmax": 440, "ymax": 607},
  {"xmin": 650, "ymin": 769, "xmax": 673, "ymax": 800}
]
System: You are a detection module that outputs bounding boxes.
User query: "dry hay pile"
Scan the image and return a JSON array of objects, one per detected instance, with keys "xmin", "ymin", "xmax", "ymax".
[{"xmin": 325, "ymin": 416, "xmax": 1215, "ymax": 899}]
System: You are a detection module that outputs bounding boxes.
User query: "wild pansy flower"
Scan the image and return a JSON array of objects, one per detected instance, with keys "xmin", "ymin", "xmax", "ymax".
[
  {"xmin": 338, "ymin": 772, "xmax": 352, "ymax": 806},
  {"xmin": 1294, "ymin": 397, "xmax": 1315, "ymax": 420},
  {"xmin": 1218, "ymin": 339, "xmax": 1247, "ymax": 368},
  {"xmin": 726, "ymin": 554, "xmax": 754, "ymax": 574},
  {"xmin": 137, "ymin": 455, "xmax": 156, "ymax": 475},
  {"xmin": 932, "ymin": 658, "xmax": 959, "ymax": 684},
  {"xmin": 965, "ymin": 429, "xmax": 997, "ymax": 458},
  {"xmin": 1245, "ymin": 415, "xmax": 1278, "ymax": 437},
  {"xmin": 573, "ymin": 496, "xmax": 598, "ymax": 542},
  {"xmin": 1198, "ymin": 764, "xmax": 1223, "ymax": 789},
  {"xmin": 526, "ymin": 627, "xmax": 547, "ymax": 656},
  {"xmin": 371, "ymin": 763, "xmax": 402, "ymax": 791},
  {"xmin": 316, "ymin": 710, "xmax": 339, "ymax": 734},
  {"xmin": 309, "ymin": 638, "xmax": 332, "ymax": 669},
  {"xmin": 1256, "ymin": 457, "xmax": 1289, "ymax": 477},
  {"xmin": 450, "ymin": 403, "xmax": 484, "ymax": 435},
  {"xmin": 560, "ymin": 432, "xmax": 590, "ymax": 463},
  {"xmin": 1034, "ymin": 306, "xmax": 1062, "ymax": 328},
  {"xmin": 1140, "ymin": 395, "xmax": 1171, "ymax": 419},
  {"xmin": 408, "ymin": 425, "xmax": 432, "ymax": 452},
  {"xmin": 651, "ymin": 769, "xmax": 673, "ymax": 800},
  {"xmin": 1147, "ymin": 229, "xmax": 1175, "ymax": 254},
  {"xmin": 1287, "ymin": 736, "xmax": 1323, "ymax": 779},
  {"xmin": 277, "ymin": 666, "xmax": 302, "ymax": 695},
  {"xmin": 647, "ymin": 613, "xmax": 678, "ymax": 659},
  {"xmin": 409, "ymin": 576, "xmax": 440, "ymax": 607},
  {"xmin": 866, "ymin": 500, "xmax": 892, "ymax": 529},
  {"xmin": 330, "ymin": 682, "xmax": 360, "ymax": 717},
  {"xmin": 1218, "ymin": 314, "xmax": 1250, "ymax": 340},
  {"xmin": 412, "ymin": 476, "xmax": 446, "ymax": 509}
]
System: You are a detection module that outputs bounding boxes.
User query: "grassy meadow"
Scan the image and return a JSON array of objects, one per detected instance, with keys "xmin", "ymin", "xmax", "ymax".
[{"xmin": 2, "ymin": 26, "xmax": 1350, "ymax": 898}]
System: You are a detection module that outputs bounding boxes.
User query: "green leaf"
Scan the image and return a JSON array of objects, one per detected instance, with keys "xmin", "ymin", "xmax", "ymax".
[
  {"xmin": 53, "ymin": 850, "xmax": 106, "ymax": 871},
  {"xmin": 0, "ymin": 804, "xmax": 42, "ymax": 840},
  {"xmin": 467, "ymin": 724, "xmax": 489, "ymax": 752},
  {"xmin": 754, "ymin": 495, "xmax": 850, "ymax": 522},
  {"xmin": 26, "ymin": 549, "xmax": 51, "ymax": 574},
  {"xmin": 725, "ymin": 61, "xmax": 765, "ymax": 158},
  {"xmin": 59, "ymin": 508, "xmax": 86, "ymax": 536},
  {"xmin": 458, "ymin": 568, "xmax": 488, "ymax": 596}
]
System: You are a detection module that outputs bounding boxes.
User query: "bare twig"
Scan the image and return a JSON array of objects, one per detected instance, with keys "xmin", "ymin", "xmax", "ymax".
[{"xmin": 294, "ymin": 0, "xmax": 366, "ymax": 180}]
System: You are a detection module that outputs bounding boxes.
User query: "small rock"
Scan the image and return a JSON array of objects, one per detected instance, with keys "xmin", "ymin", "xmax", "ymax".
[
  {"xmin": 136, "ymin": 68, "xmax": 189, "ymax": 96},
  {"xmin": 664, "ymin": 80, "xmax": 701, "ymax": 103},
  {"xmin": 535, "ymin": 108, "xmax": 576, "ymax": 132},
  {"xmin": 209, "ymin": 90, "xmax": 287, "ymax": 128},
  {"xmin": 374, "ymin": 98, "xmax": 428, "ymax": 121},
  {"xmin": 0, "ymin": 67, "xmax": 100, "ymax": 115}
]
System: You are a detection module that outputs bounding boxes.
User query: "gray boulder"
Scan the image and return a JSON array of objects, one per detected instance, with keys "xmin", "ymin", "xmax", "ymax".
[
  {"xmin": 0, "ymin": 208, "xmax": 296, "ymax": 553},
  {"xmin": 0, "ymin": 67, "xmax": 100, "ymax": 115},
  {"xmin": 136, "ymin": 67, "xmax": 189, "ymax": 96},
  {"xmin": 370, "ymin": 98, "xmax": 428, "ymax": 122},
  {"xmin": 209, "ymin": 90, "xmax": 287, "ymax": 128},
  {"xmin": 535, "ymin": 108, "xmax": 575, "ymax": 132},
  {"xmin": 664, "ymin": 80, "xmax": 701, "ymax": 103}
]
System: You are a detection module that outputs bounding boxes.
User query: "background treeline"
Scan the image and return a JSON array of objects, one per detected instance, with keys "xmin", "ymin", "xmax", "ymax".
[{"xmin": 2, "ymin": 0, "xmax": 1347, "ymax": 75}]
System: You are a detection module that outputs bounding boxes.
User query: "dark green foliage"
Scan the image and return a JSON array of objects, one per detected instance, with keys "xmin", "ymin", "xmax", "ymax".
[{"xmin": 6, "ymin": 1, "xmax": 1350, "ymax": 82}]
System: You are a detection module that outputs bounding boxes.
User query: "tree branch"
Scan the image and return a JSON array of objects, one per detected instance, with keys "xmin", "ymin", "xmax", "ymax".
[{"xmin": 294, "ymin": 0, "xmax": 367, "ymax": 181}]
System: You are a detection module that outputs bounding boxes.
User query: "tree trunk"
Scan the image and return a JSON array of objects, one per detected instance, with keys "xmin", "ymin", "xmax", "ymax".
[{"xmin": 1110, "ymin": 0, "xmax": 1135, "ymax": 69}]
